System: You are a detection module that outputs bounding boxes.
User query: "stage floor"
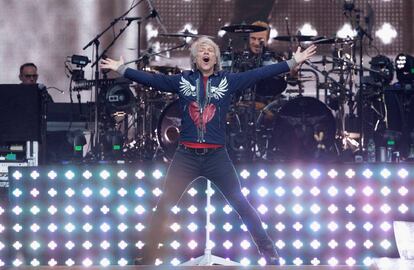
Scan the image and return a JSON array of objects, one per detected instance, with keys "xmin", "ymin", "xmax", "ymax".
[{"xmin": 6, "ymin": 265, "xmax": 374, "ymax": 270}]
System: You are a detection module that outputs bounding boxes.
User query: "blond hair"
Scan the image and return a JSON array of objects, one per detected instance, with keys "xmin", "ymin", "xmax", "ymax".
[
  {"xmin": 189, "ymin": 37, "xmax": 221, "ymax": 72},
  {"xmin": 251, "ymin": 21, "xmax": 270, "ymax": 41}
]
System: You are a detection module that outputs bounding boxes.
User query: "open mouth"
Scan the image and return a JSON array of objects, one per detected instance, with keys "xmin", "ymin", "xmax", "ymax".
[{"xmin": 202, "ymin": 56, "xmax": 210, "ymax": 63}]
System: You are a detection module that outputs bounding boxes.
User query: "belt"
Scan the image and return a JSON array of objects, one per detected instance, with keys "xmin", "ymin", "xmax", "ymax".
[{"xmin": 179, "ymin": 144, "xmax": 223, "ymax": 155}]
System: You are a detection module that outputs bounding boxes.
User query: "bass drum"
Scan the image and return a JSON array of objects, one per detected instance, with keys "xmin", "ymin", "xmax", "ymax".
[
  {"xmin": 256, "ymin": 96, "xmax": 336, "ymax": 161},
  {"xmin": 157, "ymin": 100, "xmax": 182, "ymax": 160}
]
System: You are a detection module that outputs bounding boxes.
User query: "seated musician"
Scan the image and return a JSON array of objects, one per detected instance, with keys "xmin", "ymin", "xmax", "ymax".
[{"xmin": 19, "ymin": 62, "xmax": 53, "ymax": 102}]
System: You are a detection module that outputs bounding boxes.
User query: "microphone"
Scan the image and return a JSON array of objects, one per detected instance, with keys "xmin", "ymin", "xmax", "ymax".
[
  {"xmin": 122, "ymin": 16, "xmax": 142, "ymax": 22},
  {"xmin": 38, "ymin": 83, "xmax": 47, "ymax": 91},
  {"xmin": 343, "ymin": 0, "xmax": 355, "ymax": 11},
  {"xmin": 285, "ymin": 17, "xmax": 291, "ymax": 36},
  {"xmin": 259, "ymin": 40, "xmax": 266, "ymax": 53},
  {"xmin": 284, "ymin": 17, "xmax": 293, "ymax": 59}
]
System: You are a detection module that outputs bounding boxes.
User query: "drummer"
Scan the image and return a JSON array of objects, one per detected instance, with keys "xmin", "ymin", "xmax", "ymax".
[
  {"xmin": 248, "ymin": 21, "xmax": 300, "ymax": 102},
  {"xmin": 248, "ymin": 21, "xmax": 270, "ymax": 55}
]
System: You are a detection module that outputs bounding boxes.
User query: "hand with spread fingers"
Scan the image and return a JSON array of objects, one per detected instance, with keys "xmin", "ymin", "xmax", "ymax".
[
  {"xmin": 100, "ymin": 56, "xmax": 125, "ymax": 72},
  {"xmin": 293, "ymin": 44, "xmax": 317, "ymax": 65}
]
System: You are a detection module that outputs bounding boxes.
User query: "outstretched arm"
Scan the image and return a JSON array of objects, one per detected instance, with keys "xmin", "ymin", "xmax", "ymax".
[
  {"xmin": 99, "ymin": 56, "xmax": 179, "ymax": 94},
  {"xmin": 228, "ymin": 45, "xmax": 317, "ymax": 93}
]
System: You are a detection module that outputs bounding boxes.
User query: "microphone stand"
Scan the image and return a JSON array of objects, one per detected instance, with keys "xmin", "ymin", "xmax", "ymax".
[
  {"xmin": 91, "ymin": 10, "xmax": 159, "ymax": 69},
  {"xmin": 284, "ymin": 17, "xmax": 293, "ymax": 59},
  {"xmin": 180, "ymin": 180, "xmax": 241, "ymax": 266},
  {"xmin": 81, "ymin": 0, "xmax": 147, "ymax": 158},
  {"xmin": 343, "ymin": 5, "xmax": 373, "ymax": 153}
]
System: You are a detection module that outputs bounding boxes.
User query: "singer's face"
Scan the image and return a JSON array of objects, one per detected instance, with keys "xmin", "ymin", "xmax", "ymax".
[
  {"xmin": 19, "ymin": 66, "xmax": 38, "ymax": 85},
  {"xmin": 195, "ymin": 43, "xmax": 217, "ymax": 77},
  {"xmin": 249, "ymin": 30, "xmax": 268, "ymax": 54}
]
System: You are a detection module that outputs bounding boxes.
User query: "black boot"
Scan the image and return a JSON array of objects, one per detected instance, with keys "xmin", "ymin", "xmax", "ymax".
[
  {"xmin": 135, "ymin": 243, "xmax": 164, "ymax": 265},
  {"xmin": 256, "ymin": 240, "xmax": 280, "ymax": 265},
  {"xmin": 260, "ymin": 245, "xmax": 280, "ymax": 265},
  {"xmin": 134, "ymin": 253, "xmax": 157, "ymax": 265},
  {"xmin": 134, "ymin": 251, "xmax": 154, "ymax": 265},
  {"xmin": 134, "ymin": 246, "xmax": 154, "ymax": 265}
]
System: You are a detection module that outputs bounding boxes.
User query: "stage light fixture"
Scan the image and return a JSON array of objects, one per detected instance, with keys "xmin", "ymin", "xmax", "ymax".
[
  {"xmin": 395, "ymin": 53, "xmax": 414, "ymax": 84},
  {"xmin": 369, "ymin": 54, "xmax": 394, "ymax": 85}
]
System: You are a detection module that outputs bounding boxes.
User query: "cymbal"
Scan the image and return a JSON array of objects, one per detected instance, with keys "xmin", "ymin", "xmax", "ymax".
[
  {"xmin": 310, "ymin": 37, "xmax": 350, "ymax": 44},
  {"xmin": 273, "ymin": 35, "xmax": 316, "ymax": 42},
  {"xmin": 287, "ymin": 78, "xmax": 314, "ymax": 85},
  {"xmin": 285, "ymin": 88, "xmax": 305, "ymax": 94},
  {"xmin": 148, "ymin": 65, "xmax": 181, "ymax": 74},
  {"xmin": 160, "ymin": 30, "xmax": 212, "ymax": 38},
  {"xmin": 310, "ymin": 58, "xmax": 335, "ymax": 65},
  {"xmin": 221, "ymin": 24, "xmax": 267, "ymax": 33}
]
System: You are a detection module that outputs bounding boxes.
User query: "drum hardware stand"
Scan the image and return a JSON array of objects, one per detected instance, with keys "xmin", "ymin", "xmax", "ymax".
[
  {"xmin": 222, "ymin": 39, "xmax": 236, "ymax": 72},
  {"xmin": 249, "ymin": 85, "xmax": 259, "ymax": 161},
  {"xmin": 305, "ymin": 61, "xmax": 349, "ymax": 103},
  {"xmin": 299, "ymin": 68, "xmax": 319, "ymax": 97},
  {"xmin": 343, "ymin": 2, "xmax": 375, "ymax": 152},
  {"xmin": 129, "ymin": 87, "xmax": 156, "ymax": 161},
  {"xmin": 305, "ymin": 60, "xmax": 351, "ymax": 153},
  {"xmin": 181, "ymin": 180, "xmax": 241, "ymax": 266},
  {"xmin": 249, "ymin": 49, "xmax": 262, "ymax": 161}
]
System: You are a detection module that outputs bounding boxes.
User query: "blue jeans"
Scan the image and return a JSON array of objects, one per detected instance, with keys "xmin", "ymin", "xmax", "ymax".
[{"xmin": 141, "ymin": 145, "xmax": 274, "ymax": 263}]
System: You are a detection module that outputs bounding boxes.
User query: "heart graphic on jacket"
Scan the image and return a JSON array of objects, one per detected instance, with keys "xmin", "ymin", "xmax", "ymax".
[{"xmin": 189, "ymin": 101, "xmax": 216, "ymax": 130}]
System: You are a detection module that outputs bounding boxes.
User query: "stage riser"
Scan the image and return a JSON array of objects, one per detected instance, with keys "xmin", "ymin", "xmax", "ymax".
[{"xmin": 1, "ymin": 164, "xmax": 411, "ymax": 267}]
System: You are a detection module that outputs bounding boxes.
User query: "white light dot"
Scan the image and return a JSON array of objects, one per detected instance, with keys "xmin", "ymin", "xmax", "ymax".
[
  {"xmin": 100, "ymin": 170, "xmax": 110, "ymax": 180},
  {"xmin": 345, "ymin": 169, "xmax": 355, "ymax": 178},
  {"xmin": 117, "ymin": 170, "xmax": 127, "ymax": 179},
  {"xmin": 274, "ymin": 169, "xmax": 286, "ymax": 179},
  {"xmin": 375, "ymin": 23, "xmax": 397, "ymax": 44},
  {"xmin": 135, "ymin": 170, "xmax": 145, "ymax": 179},
  {"xmin": 65, "ymin": 170, "xmax": 75, "ymax": 180},
  {"xmin": 310, "ymin": 169, "xmax": 321, "ymax": 179},
  {"xmin": 328, "ymin": 169, "xmax": 338, "ymax": 178},
  {"xmin": 48, "ymin": 170, "xmax": 57, "ymax": 179},
  {"xmin": 82, "ymin": 170, "xmax": 92, "ymax": 179},
  {"xmin": 30, "ymin": 170, "xmax": 40, "ymax": 179}
]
